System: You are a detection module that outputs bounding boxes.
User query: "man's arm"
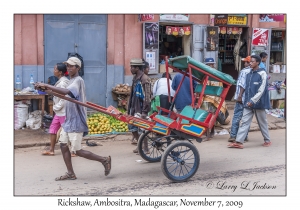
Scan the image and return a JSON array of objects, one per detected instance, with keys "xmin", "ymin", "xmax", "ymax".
[
  {"xmin": 141, "ymin": 81, "xmax": 151, "ymax": 118},
  {"xmin": 236, "ymin": 86, "xmax": 245, "ymax": 103},
  {"xmin": 35, "ymin": 82, "xmax": 70, "ymax": 95},
  {"xmin": 152, "ymin": 80, "xmax": 157, "ymax": 96}
]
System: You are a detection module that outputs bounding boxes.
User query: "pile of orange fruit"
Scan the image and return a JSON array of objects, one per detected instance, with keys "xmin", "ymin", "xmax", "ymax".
[{"xmin": 87, "ymin": 111, "xmax": 129, "ymax": 135}]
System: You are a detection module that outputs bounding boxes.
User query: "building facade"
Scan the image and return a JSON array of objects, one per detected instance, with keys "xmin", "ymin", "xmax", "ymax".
[{"xmin": 14, "ymin": 14, "xmax": 286, "ymax": 105}]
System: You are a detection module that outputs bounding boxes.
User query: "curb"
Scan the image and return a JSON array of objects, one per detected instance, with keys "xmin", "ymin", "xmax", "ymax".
[
  {"xmin": 14, "ymin": 133, "xmax": 133, "ymax": 149},
  {"xmin": 14, "ymin": 126, "xmax": 285, "ymax": 149},
  {"xmin": 14, "ymin": 143, "xmax": 49, "ymax": 149}
]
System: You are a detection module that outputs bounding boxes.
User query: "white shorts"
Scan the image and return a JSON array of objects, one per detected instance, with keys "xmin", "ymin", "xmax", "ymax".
[{"xmin": 58, "ymin": 128, "xmax": 83, "ymax": 152}]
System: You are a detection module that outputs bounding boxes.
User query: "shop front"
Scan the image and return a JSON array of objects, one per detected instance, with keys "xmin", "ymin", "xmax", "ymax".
[
  {"xmin": 141, "ymin": 14, "xmax": 214, "ymax": 76},
  {"xmin": 251, "ymin": 14, "xmax": 286, "ymax": 82},
  {"xmin": 142, "ymin": 15, "xmax": 193, "ymax": 75},
  {"xmin": 252, "ymin": 14, "xmax": 286, "ymax": 112},
  {"xmin": 214, "ymin": 14, "xmax": 249, "ymax": 100}
]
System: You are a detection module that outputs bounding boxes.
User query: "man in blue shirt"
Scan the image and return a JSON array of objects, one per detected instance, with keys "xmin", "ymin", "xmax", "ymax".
[{"xmin": 172, "ymin": 72, "xmax": 197, "ymax": 113}]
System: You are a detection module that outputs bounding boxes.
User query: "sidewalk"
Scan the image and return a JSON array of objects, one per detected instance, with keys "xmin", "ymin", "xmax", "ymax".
[
  {"xmin": 215, "ymin": 109, "xmax": 286, "ymax": 132},
  {"xmin": 14, "ymin": 110, "xmax": 285, "ymax": 149}
]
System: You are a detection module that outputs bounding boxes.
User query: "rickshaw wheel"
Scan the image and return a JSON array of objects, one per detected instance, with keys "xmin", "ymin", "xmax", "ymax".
[
  {"xmin": 137, "ymin": 130, "xmax": 168, "ymax": 162},
  {"xmin": 161, "ymin": 140, "xmax": 200, "ymax": 182}
]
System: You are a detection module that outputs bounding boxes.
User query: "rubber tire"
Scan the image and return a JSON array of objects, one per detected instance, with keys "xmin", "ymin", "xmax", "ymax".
[
  {"xmin": 137, "ymin": 130, "xmax": 167, "ymax": 162},
  {"xmin": 161, "ymin": 140, "xmax": 200, "ymax": 182}
]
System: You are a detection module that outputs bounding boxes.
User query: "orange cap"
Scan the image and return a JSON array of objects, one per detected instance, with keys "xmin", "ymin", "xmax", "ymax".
[{"xmin": 242, "ymin": 56, "xmax": 251, "ymax": 62}]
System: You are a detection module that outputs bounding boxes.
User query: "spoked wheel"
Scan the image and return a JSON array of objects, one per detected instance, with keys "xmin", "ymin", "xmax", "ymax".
[
  {"xmin": 137, "ymin": 130, "xmax": 169, "ymax": 162},
  {"xmin": 161, "ymin": 140, "xmax": 200, "ymax": 182}
]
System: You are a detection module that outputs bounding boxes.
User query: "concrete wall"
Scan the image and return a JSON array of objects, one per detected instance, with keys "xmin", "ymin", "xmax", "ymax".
[
  {"xmin": 14, "ymin": 14, "xmax": 44, "ymax": 65},
  {"xmin": 14, "ymin": 14, "xmax": 44, "ymax": 89},
  {"xmin": 107, "ymin": 14, "xmax": 125, "ymax": 66}
]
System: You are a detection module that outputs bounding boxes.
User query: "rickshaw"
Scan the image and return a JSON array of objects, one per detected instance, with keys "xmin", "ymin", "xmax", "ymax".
[{"xmin": 45, "ymin": 55, "xmax": 236, "ymax": 182}]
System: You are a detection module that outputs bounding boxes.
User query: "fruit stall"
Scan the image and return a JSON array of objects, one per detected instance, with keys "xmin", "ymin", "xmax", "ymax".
[{"xmin": 86, "ymin": 108, "xmax": 129, "ymax": 136}]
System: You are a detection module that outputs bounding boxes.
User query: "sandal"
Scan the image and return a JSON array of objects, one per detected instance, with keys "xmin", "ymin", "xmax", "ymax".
[
  {"xmin": 41, "ymin": 150, "xmax": 54, "ymax": 156},
  {"xmin": 263, "ymin": 141, "xmax": 272, "ymax": 147},
  {"xmin": 55, "ymin": 172, "xmax": 77, "ymax": 181},
  {"xmin": 102, "ymin": 156, "xmax": 111, "ymax": 176},
  {"xmin": 228, "ymin": 142, "xmax": 243, "ymax": 149}
]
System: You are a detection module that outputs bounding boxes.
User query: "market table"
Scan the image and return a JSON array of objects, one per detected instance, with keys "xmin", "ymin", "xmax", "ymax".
[
  {"xmin": 269, "ymin": 89, "xmax": 285, "ymax": 109},
  {"xmin": 14, "ymin": 94, "xmax": 46, "ymax": 117}
]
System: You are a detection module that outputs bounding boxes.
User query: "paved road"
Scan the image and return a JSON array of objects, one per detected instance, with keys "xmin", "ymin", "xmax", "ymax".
[{"xmin": 14, "ymin": 129, "xmax": 286, "ymax": 196}]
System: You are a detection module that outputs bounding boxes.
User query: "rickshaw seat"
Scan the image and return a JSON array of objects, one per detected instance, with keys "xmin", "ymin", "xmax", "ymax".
[
  {"xmin": 195, "ymin": 84, "xmax": 223, "ymax": 96},
  {"xmin": 154, "ymin": 115, "xmax": 175, "ymax": 125},
  {"xmin": 179, "ymin": 105, "xmax": 208, "ymax": 124}
]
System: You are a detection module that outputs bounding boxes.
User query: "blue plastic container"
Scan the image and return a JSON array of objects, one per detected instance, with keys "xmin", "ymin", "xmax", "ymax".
[{"xmin": 38, "ymin": 90, "xmax": 46, "ymax": 95}]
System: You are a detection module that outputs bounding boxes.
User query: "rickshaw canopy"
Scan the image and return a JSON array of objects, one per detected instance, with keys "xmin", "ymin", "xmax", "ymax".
[{"xmin": 168, "ymin": 55, "xmax": 236, "ymax": 85}]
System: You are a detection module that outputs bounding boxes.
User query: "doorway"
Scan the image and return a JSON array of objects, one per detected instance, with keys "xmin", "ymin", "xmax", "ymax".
[
  {"xmin": 217, "ymin": 27, "xmax": 249, "ymax": 100},
  {"xmin": 44, "ymin": 14, "xmax": 107, "ymax": 105}
]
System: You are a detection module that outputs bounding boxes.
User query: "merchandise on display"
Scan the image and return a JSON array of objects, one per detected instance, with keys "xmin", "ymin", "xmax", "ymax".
[
  {"xmin": 15, "ymin": 75, "xmax": 22, "ymax": 91},
  {"xmin": 29, "ymin": 75, "xmax": 35, "ymax": 91}
]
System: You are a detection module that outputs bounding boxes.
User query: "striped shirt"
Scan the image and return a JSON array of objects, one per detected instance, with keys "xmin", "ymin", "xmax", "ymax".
[{"xmin": 234, "ymin": 67, "xmax": 251, "ymax": 102}]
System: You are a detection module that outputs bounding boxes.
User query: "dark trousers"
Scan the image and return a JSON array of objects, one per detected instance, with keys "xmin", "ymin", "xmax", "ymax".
[{"xmin": 159, "ymin": 95, "xmax": 173, "ymax": 115}]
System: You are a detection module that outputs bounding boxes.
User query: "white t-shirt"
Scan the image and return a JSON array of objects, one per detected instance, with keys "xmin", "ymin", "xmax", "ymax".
[
  {"xmin": 152, "ymin": 78, "xmax": 175, "ymax": 97},
  {"xmin": 53, "ymin": 76, "xmax": 69, "ymax": 116}
]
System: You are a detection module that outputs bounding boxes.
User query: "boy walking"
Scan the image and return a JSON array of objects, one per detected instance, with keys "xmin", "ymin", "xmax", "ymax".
[{"xmin": 35, "ymin": 57, "xmax": 111, "ymax": 180}]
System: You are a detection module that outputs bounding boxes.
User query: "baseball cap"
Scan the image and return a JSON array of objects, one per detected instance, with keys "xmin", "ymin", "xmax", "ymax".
[
  {"xmin": 130, "ymin": 58, "xmax": 144, "ymax": 66},
  {"xmin": 204, "ymin": 58, "xmax": 215, "ymax": 64},
  {"xmin": 242, "ymin": 56, "xmax": 251, "ymax": 62},
  {"xmin": 64, "ymin": 57, "xmax": 81, "ymax": 67}
]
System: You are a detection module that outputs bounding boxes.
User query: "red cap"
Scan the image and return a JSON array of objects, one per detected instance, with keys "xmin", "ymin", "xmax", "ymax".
[{"xmin": 242, "ymin": 56, "xmax": 251, "ymax": 62}]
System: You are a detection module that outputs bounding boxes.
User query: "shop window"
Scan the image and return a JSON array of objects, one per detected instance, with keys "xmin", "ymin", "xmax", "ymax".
[
  {"xmin": 270, "ymin": 30, "xmax": 285, "ymax": 65},
  {"xmin": 159, "ymin": 25, "xmax": 184, "ymax": 62}
]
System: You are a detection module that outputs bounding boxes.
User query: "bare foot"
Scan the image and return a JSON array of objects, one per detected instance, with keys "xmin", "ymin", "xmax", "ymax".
[
  {"xmin": 202, "ymin": 136, "xmax": 212, "ymax": 142},
  {"xmin": 71, "ymin": 152, "xmax": 77, "ymax": 157},
  {"xmin": 41, "ymin": 150, "xmax": 55, "ymax": 156}
]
